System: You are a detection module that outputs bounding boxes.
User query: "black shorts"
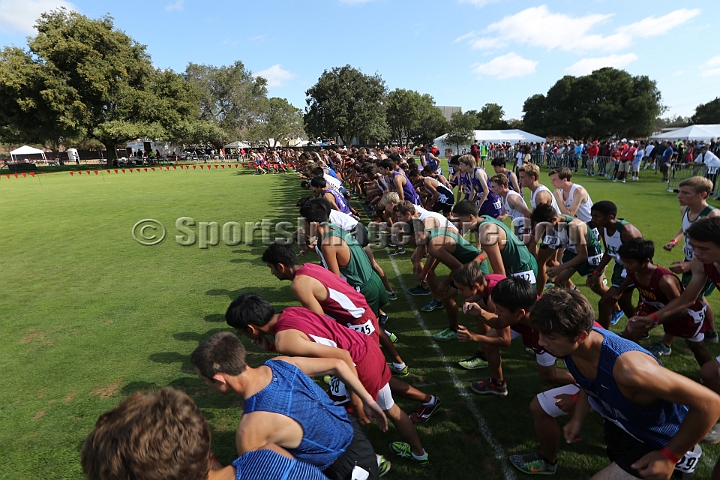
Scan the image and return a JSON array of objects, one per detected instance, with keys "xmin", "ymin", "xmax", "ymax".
[
  {"xmin": 323, "ymin": 418, "xmax": 379, "ymax": 480},
  {"xmin": 603, "ymin": 420, "xmax": 654, "ymax": 478},
  {"xmin": 432, "ymin": 201, "xmax": 453, "ymax": 214}
]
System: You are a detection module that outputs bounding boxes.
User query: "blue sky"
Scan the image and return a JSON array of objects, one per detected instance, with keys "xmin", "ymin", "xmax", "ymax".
[{"xmin": 1, "ymin": 0, "xmax": 718, "ymax": 123}]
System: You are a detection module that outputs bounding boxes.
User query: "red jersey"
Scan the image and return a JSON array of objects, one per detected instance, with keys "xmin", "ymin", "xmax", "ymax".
[
  {"xmin": 296, "ymin": 263, "xmax": 379, "ymax": 341},
  {"xmin": 630, "ymin": 266, "xmax": 707, "ymax": 339},
  {"xmin": 484, "ymin": 274, "xmax": 507, "ymax": 300},
  {"xmin": 274, "ymin": 307, "xmax": 391, "ymax": 403}
]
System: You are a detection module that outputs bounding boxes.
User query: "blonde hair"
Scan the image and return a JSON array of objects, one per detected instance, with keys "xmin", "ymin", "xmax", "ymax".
[
  {"xmin": 378, "ymin": 192, "xmax": 401, "ymax": 208},
  {"xmin": 458, "ymin": 154, "xmax": 476, "ymax": 168},
  {"xmin": 679, "ymin": 176, "xmax": 714, "ymax": 195},
  {"xmin": 518, "ymin": 163, "xmax": 540, "ymax": 180}
]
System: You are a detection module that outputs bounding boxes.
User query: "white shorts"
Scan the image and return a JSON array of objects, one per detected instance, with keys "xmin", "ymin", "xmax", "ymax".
[
  {"xmin": 376, "ymin": 382, "xmax": 395, "ymax": 411},
  {"xmin": 537, "ymin": 384, "xmax": 580, "ymax": 418},
  {"xmin": 510, "ymin": 330, "xmax": 556, "ymax": 367}
]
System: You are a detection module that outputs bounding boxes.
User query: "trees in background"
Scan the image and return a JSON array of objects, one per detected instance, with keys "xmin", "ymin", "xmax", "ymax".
[
  {"xmin": 466, "ymin": 103, "xmax": 509, "ymax": 130},
  {"xmin": 691, "ymin": 97, "xmax": 720, "ymax": 125},
  {"xmin": 386, "ymin": 89, "xmax": 447, "ymax": 147},
  {"xmin": 304, "ymin": 65, "xmax": 388, "ymax": 146},
  {"xmin": 252, "ymin": 97, "xmax": 305, "ymax": 147},
  {"xmin": 522, "ymin": 67, "xmax": 662, "ymax": 140},
  {"xmin": 445, "ymin": 111, "xmax": 476, "ymax": 152}
]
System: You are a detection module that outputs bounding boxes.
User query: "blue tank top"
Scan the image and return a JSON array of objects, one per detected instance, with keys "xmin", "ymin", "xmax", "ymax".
[
  {"xmin": 426, "ymin": 156, "xmax": 439, "ymax": 173},
  {"xmin": 393, "ymin": 169, "xmax": 421, "ymax": 205},
  {"xmin": 243, "ymin": 360, "xmax": 353, "ymax": 470},
  {"xmin": 325, "ymin": 188, "xmax": 351, "ymax": 215},
  {"xmin": 232, "ymin": 450, "xmax": 328, "ymax": 480},
  {"xmin": 565, "ymin": 328, "xmax": 687, "ymax": 449}
]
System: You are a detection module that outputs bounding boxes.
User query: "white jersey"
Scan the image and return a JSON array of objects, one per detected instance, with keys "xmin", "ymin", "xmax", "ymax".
[
  {"xmin": 682, "ymin": 206, "xmax": 716, "ymax": 261},
  {"xmin": 418, "ymin": 209, "xmax": 458, "ymax": 232},
  {"xmin": 329, "ymin": 209, "xmax": 358, "ymax": 232},
  {"xmin": 563, "ymin": 184, "xmax": 593, "ymax": 223},
  {"xmin": 531, "ymin": 185, "xmax": 561, "ymax": 214},
  {"xmin": 324, "ymin": 174, "xmax": 342, "ymax": 191},
  {"xmin": 503, "ymin": 190, "xmax": 527, "ymax": 222}
]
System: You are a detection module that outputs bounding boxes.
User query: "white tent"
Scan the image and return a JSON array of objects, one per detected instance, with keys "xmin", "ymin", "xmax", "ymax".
[
  {"xmin": 9, "ymin": 145, "xmax": 46, "ymax": 162},
  {"xmin": 434, "ymin": 129, "xmax": 545, "ymax": 153},
  {"xmin": 223, "ymin": 141, "xmax": 251, "ymax": 149},
  {"xmin": 649, "ymin": 124, "xmax": 720, "ymax": 142}
]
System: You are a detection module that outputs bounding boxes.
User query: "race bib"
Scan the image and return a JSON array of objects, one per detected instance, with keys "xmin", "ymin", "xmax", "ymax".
[
  {"xmin": 587, "ymin": 254, "xmax": 603, "ymax": 266},
  {"xmin": 687, "ymin": 305, "xmax": 707, "ymax": 324},
  {"xmin": 674, "ymin": 444, "xmax": 702, "ymax": 475},
  {"xmin": 683, "ymin": 243, "xmax": 694, "ymax": 261},
  {"xmin": 493, "ymin": 199, "xmax": 502, "ymax": 210},
  {"xmin": 543, "ymin": 235, "xmax": 560, "ymax": 248},
  {"xmin": 511, "ymin": 269, "xmax": 537, "ymax": 285},
  {"xmin": 348, "ymin": 319, "xmax": 376, "ymax": 336},
  {"xmin": 328, "ymin": 376, "xmax": 348, "ymax": 399}
]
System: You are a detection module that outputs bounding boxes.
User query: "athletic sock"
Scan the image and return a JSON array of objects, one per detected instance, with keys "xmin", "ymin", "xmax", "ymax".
[
  {"xmin": 492, "ymin": 378, "xmax": 506, "ymax": 386},
  {"xmin": 392, "ymin": 362, "xmax": 406, "ymax": 370},
  {"xmin": 411, "ymin": 449, "xmax": 428, "ymax": 460},
  {"xmin": 423, "ymin": 395, "xmax": 436, "ymax": 407}
]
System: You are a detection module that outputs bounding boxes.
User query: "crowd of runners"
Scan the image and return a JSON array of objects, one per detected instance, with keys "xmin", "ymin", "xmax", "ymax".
[{"xmin": 81, "ymin": 145, "xmax": 720, "ymax": 480}]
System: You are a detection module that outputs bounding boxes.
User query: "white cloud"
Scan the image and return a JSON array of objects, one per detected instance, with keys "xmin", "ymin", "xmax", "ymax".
[
  {"xmin": 0, "ymin": 0, "xmax": 75, "ymax": 34},
  {"xmin": 254, "ymin": 64, "xmax": 297, "ymax": 87},
  {"xmin": 248, "ymin": 34, "xmax": 267, "ymax": 42},
  {"xmin": 164, "ymin": 0, "xmax": 184, "ymax": 11},
  {"xmin": 565, "ymin": 53, "xmax": 638, "ymax": 76},
  {"xmin": 702, "ymin": 55, "xmax": 720, "ymax": 77},
  {"xmin": 457, "ymin": 6, "xmax": 699, "ymax": 54},
  {"xmin": 472, "ymin": 52, "xmax": 538, "ymax": 79},
  {"xmin": 459, "ymin": 0, "xmax": 501, "ymax": 8}
]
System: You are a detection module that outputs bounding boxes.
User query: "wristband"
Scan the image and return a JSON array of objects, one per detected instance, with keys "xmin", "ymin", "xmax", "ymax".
[
  {"xmin": 670, "ymin": 239, "xmax": 678, "ymax": 245},
  {"xmin": 592, "ymin": 269, "xmax": 600, "ymax": 276},
  {"xmin": 650, "ymin": 313, "xmax": 659, "ymax": 325},
  {"xmin": 475, "ymin": 253, "xmax": 486, "ymax": 263},
  {"xmin": 659, "ymin": 447, "xmax": 681, "ymax": 464},
  {"xmin": 268, "ymin": 342, "xmax": 276, "ymax": 352},
  {"xmin": 572, "ymin": 393, "xmax": 579, "ymax": 404},
  {"xmin": 422, "ymin": 268, "xmax": 430, "ymax": 274}
]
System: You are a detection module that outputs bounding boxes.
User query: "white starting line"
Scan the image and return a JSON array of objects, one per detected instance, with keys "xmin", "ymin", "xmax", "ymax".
[{"xmin": 385, "ymin": 251, "xmax": 518, "ymax": 480}]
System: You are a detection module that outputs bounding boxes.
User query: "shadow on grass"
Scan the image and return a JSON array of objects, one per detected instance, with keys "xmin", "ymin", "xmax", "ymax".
[{"xmin": 205, "ymin": 286, "xmax": 294, "ymax": 306}]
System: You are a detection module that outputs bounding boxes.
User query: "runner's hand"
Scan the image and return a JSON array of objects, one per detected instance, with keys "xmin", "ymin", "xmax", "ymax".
[
  {"xmin": 669, "ymin": 260, "xmax": 689, "ymax": 274},
  {"xmin": 462, "ymin": 302, "xmax": 483, "ymax": 317},
  {"xmin": 563, "ymin": 419, "xmax": 583, "ymax": 444},
  {"xmin": 363, "ymin": 401, "xmax": 388, "ymax": 432},
  {"xmin": 553, "ymin": 394, "xmax": 576, "ymax": 414},
  {"xmin": 663, "ymin": 241, "xmax": 676, "ymax": 251},
  {"xmin": 631, "ymin": 450, "xmax": 676, "ymax": 480},
  {"xmin": 627, "ymin": 315, "xmax": 654, "ymax": 332},
  {"xmin": 457, "ymin": 325, "xmax": 474, "ymax": 343}
]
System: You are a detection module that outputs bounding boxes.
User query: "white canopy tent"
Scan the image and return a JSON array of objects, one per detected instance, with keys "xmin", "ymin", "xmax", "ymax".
[
  {"xmin": 433, "ymin": 129, "xmax": 545, "ymax": 154},
  {"xmin": 649, "ymin": 124, "xmax": 720, "ymax": 142},
  {"xmin": 9, "ymin": 145, "xmax": 46, "ymax": 162},
  {"xmin": 223, "ymin": 141, "xmax": 251, "ymax": 149}
]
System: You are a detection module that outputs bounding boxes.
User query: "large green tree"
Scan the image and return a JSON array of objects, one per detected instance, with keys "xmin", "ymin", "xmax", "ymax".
[
  {"xmin": 467, "ymin": 103, "xmax": 509, "ymax": 130},
  {"xmin": 0, "ymin": 9, "xmax": 197, "ymax": 162},
  {"xmin": 184, "ymin": 61, "xmax": 268, "ymax": 148},
  {"xmin": 304, "ymin": 65, "xmax": 388, "ymax": 145},
  {"xmin": 386, "ymin": 89, "xmax": 447, "ymax": 146},
  {"xmin": 522, "ymin": 67, "xmax": 662, "ymax": 139},
  {"xmin": 445, "ymin": 111, "xmax": 476, "ymax": 152},
  {"xmin": 251, "ymin": 97, "xmax": 305, "ymax": 147},
  {"xmin": 691, "ymin": 97, "xmax": 720, "ymax": 124}
]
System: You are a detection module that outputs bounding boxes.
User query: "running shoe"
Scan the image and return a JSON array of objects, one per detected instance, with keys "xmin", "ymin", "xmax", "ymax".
[
  {"xmin": 433, "ymin": 328, "xmax": 457, "ymax": 342},
  {"xmin": 458, "ymin": 354, "xmax": 488, "ymax": 370},
  {"xmin": 378, "ymin": 455, "xmax": 392, "ymax": 477},
  {"xmin": 421, "ymin": 299, "xmax": 443, "ymax": 312},
  {"xmin": 610, "ymin": 309, "xmax": 625, "ymax": 326},
  {"xmin": 387, "ymin": 362, "xmax": 409, "ymax": 377},
  {"xmin": 378, "ymin": 313, "xmax": 389, "ymax": 327},
  {"xmin": 706, "ymin": 331, "xmax": 719, "ymax": 344},
  {"xmin": 470, "ymin": 379, "xmax": 508, "ymax": 396},
  {"xmin": 390, "ymin": 246, "xmax": 406, "ymax": 256},
  {"xmin": 387, "ymin": 331, "xmax": 399, "ymax": 344},
  {"xmin": 386, "ymin": 291, "xmax": 398, "ymax": 301},
  {"xmin": 649, "ymin": 342, "xmax": 672, "ymax": 357},
  {"xmin": 702, "ymin": 420, "xmax": 720, "ymax": 444},
  {"xmin": 407, "ymin": 285, "xmax": 431, "ymax": 296},
  {"xmin": 509, "ymin": 452, "xmax": 557, "ymax": 475},
  {"xmin": 409, "ymin": 397, "xmax": 442, "ymax": 423},
  {"xmin": 389, "ymin": 442, "xmax": 429, "ymax": 466}
]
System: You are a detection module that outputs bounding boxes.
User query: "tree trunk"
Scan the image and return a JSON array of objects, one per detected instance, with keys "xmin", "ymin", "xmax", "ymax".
[{"xmin": 101, "ymin": 139, "xmax": 118, "ymax": 166}]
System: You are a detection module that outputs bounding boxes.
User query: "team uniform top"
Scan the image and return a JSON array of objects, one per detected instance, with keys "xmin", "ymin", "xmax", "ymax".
[
  {"xmin": 426, "ymin": 229, "xmax": 490, "ymax": 274},
  {"xmin": 471, "ymin": 167, "xmax": 502, "ymax": 218},
  {"xmin": 505, "ymin": 170, "xmax": 519, "ymax": 192},
  {"xmin": 232, "ymin": 446, "xmax": 330, "ymax": 480},
  {"xmin": 530, "ymin": 185, "xmax": 561, "ymax": 214},
  {"xmin": 418, "ymin": 209, "xmax": 458, "ymax": 232},
  {"xmin": 478, "ymin": 216, "xmax": 538, "ymax": 283},
  {"xmin": 565, "ymin": 329, "xmax": 688, "ymax": 450},
  {"xmin": 321, "ymin": 224, "xmax": 374, "ymax": 287},
  {"xmin": 422, "ymin": 177, "xmax": 455, "ymax": 210},
  {"xmin": 562, "ymin": 184, "xmax": 593, "ymax": 223},
  {"xmin": 682, "ymin": 205, "xmax": 716, "ymax": 261},
  {"xmin": 273, "ymin": 307, "xmax": 391, "ymax": 402},
  {"xmin": 324, "ymin": 188, "xmax": 352, "ymax": 216},
  {"xmin": 424, "ymin": 154, "xmax": 441, "ymax": 175},
  {"xmin": 503, "ymin": 190, "xmax": 526, "ymax": 223},
  {"xmin": 393, "ymin": 169, "xmax": 421, "ymax": 205},
  {"xmin": 629, "ymin": 266, "xmax": 707, "ymax": 340},
  {"xmin": 243, "ymin": 359, "xmax": 353, "ymax": 471},
  {"xmin": 603, "ymin": 220, "xmax": 629, "ymax": 267},
  {"xmin": 544, "ymin": 214, "xmax": 603, "ymax": 258},
  {"xmin": 295, "ymin": 263, "xmax": 379, "ymax": 342}
]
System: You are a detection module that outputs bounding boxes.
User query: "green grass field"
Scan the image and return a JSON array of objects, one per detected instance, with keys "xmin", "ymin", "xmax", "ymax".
[{"xmin": 1, "ymin": 163, "xmax": 719, "ymax": 479}]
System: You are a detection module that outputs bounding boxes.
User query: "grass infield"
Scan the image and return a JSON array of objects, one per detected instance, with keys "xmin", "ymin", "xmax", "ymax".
[{"xmin": 1, "ymin": 163, "xmax": 719, "ymax": 479}]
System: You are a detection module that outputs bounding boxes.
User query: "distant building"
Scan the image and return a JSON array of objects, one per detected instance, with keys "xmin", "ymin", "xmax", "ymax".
[{"xmin": 436, "ymin": 106, "xmax": 462, "ymax": 122}]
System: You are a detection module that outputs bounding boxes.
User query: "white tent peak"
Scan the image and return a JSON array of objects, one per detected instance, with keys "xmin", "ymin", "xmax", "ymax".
[
  {"xmin": 433, "ymin": 129, "xmax": 545, "ymax": 154},
  {"xmin": 9, "ymin": 145, "xmax": 47, "ymax": 162},
  {"xmin": 649, "ymin": 125, "xmax": 720, "ymax": 142}
]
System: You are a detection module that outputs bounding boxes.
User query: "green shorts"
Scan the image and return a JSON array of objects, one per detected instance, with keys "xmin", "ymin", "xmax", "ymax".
[
  {"xmin": 562, "ymin": 250, "xmax": 595, "ymax": 277},
  {"xmin": 611, "ymin": 262, "xmax": 629, "ymax": 288},
  {"xmin": 359, "ymin": 271, "xmax": 389, "ymax": 317},
  {"xmin": 682, "ymin": 271, "xmax": 716, "ymax": 298}
]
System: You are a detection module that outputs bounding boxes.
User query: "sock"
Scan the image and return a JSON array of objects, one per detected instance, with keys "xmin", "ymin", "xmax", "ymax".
[
  {"xmin": 423, "ymin": 395, "xmax": 436, "ymax": 407},
  {"xmin": 411, "ymin": 449, "xmax": 428, "ymax": 460},
  {"xmin": 392, "ymin": 362, "xmax": 406, "ymax": 370},
  {"xmin": 492, "ymin": 378, "xmax": 506, "ymax": 386}
]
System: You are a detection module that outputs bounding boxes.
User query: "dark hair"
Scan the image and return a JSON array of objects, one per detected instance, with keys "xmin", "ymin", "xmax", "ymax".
[
  {"xmin": 262, "ymin": 241, "xmax": 298, "ymax": 267},
  {"xmin": 617, "ymin": 238, "xmax": 654, "ymax": 262},
  {"xmin": 81, "ymin": 388, "xmax": 211, "ymax": 480},
  {"xmin": 590, "ymin": 200, "xmax": 617, "ymax": 217},
  {"xmin": 549, "ymin": 167, "xmax": 572, "ymax": 180},
  {"xmin": 388, "ymin": 153, "xmax": 402, "ymax": 164},
  {"xmin": 310, "ymin": 167, "xmax": 324, "ymax": 176},
  {"xmin": 408, "ymin": 167, "xmax": 421, "ymax": 178},
  {"xmin": 309, "ymin": 176, "xmax": 326, "ymax": 188},
  {"xmin": 300, "ymin": 180, "xmax": 310, "ymax": 189},
  {"xmin": 491, "ymin": 157, "xmax": 506, "ymax": 167},
  {"xmin": 362, "ymin": 165, "xmax": 375, "ymax": 175},
  {"xmin": 491, "ymin": 277, "xmax": 536, "ymax": 312},
  {"xmin": 687, "ymin": 216, "xmax": 720, "ymax": 248},
  {"xmin": 448, "ymin": 155, "xmax": 460, "ymax": 166},
  {"xmin": 378, "ymin": 159, "xmax": 394, "ymax": 170},
  {"xmin": 452, "ymin": 199, "xmax": 478, "ymax": 217},
  {"xmin": 191, "ymin": 331, "xmax": 248, "ymax": 378},
  {"xmin": 490, "ymin": 173, "xmax": 508, "ymax": 188},
  {"xmin": 300, "ymin": 199, "xmax": 330, "ymax": 223},
  {"xmin": 452, "ymin": 262, "xmax": 484, "ymax": 287},
  {"xmin": 530, "ymin": 289, "xmax": 594, "ymax": 339},
  {"xmin": 225, "ymin": 293, "xmax": 275, "ymax": 330},
  {"xmin": 530, "ymin": 203, "xmax": 556, "ymax": 225},
  {"xmin": 296, "ymin": 195, "xmax": 313, "ymax": 209}
]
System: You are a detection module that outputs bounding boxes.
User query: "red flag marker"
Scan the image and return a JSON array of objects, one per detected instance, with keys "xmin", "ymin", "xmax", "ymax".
[
  {"xmin": 22, "ymin": 173, "xmax": 27, "ymax": 178},
  {"xmin": 70, "ymin": 172, "xmax": 74, "ymax": 176},
  {"xmin": 200, "ymin": 165, "xmax": 204, "ymax": 169},
  {"xmin": 193, "ymin": 165, "xmax": 197, "ymax": 169},
  {"xmin": 143, "ymin": 168, "xmax": 148, "ymax": 172},
  {"xmin": 114, "ymin": 169, "xmax": 118, "ymax": 173},
  {"xmin": 214, "ymin": 164, "xmax": 218, "ymax": 169},
  {"xmin": 5, "ymin": 174, "xmax": 10, "ymax": 179},
  {"xmin": 94, "ymin": 170, "xmax": 99, "ymax": 175},
  {"xmin": 221, "ymin": 164, "xmax": 225, "ymax": 168},
  {"xmin": 14, "ymin": 174, "xmax": 19, "ymax": 178},
  {"xmin": 30, "ymin": 172, "xmax": 35, "ymax": 177},
  {"xmin": 136, "ymin": 169, "xmax": 140, "ymax": 172},
  {"xmin": 173, "ymin": 166, "xmax": 177, "ymax": 170},
  {"xmin": 151, "ymin": 167, "xmax": 155, "ymax": 171}
]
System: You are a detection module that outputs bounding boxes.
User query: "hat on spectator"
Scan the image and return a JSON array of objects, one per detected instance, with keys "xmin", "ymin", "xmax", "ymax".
[{"xmin": 621, "ymin": 138, "xmax": 627, "ymax": 143}]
